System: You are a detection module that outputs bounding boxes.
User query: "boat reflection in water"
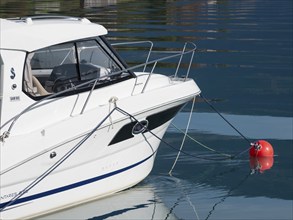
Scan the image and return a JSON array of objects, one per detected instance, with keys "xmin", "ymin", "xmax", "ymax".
[{"xmin": 38, "ymin": 182, "xmax": 177, "ymax": 220}]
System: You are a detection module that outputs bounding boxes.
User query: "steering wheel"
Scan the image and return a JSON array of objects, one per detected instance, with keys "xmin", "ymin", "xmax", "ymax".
[{"xmin": 52, "ymin": 77, "xmax": 74, "ymax": 93}]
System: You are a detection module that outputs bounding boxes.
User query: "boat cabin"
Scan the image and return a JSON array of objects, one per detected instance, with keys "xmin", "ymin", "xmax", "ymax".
[{"xmin": 0, "ymin": 16, "xmax": 134, "ymax": 130}]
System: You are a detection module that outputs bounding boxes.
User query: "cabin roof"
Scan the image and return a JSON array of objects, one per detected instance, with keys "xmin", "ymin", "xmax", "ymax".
[{"xmin": 0, "ymin": 16, "xmax": 108, "ymax": 52}]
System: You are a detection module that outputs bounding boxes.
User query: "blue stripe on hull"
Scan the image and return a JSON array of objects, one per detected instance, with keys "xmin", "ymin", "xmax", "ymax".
[{"xmin": 0, "ymin": 153, "xmax": 153, "ymax": 210}]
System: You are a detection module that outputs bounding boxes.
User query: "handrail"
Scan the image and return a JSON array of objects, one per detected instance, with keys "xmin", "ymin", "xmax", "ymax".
[
  {"xmin": 114, "ymin": 41, "xmax": 197, "ymax": 93},
  {"xmin": 114, "ymin": 41, "xmax": 196, "ymax": 77},
  {"xmin": 175, "ymin": 42, "xmax": 187, "ymax": 78},
  {"xmin": 0, "ymin": 41, "xmax": 197, "ymax": 140},
  {"xmin": 141, "ymin": 61, "xmax": 158, "ymax": 93},
  {"xmin": 112, "ymin": 41, "xmax": 153, "ymax": 72}
]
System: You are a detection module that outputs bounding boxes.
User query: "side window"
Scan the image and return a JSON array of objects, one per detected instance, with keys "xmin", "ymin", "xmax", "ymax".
[
  {"xmin": 77, "ymin": 40, "xmax": 122, "ymax": 80},
  {"xmin": 77, "ymin": 40, "xmax": 110, "ymax": 81},
  {"xmin": 23, "ymin": 43, "xmax": 77, "ymax": 96}
]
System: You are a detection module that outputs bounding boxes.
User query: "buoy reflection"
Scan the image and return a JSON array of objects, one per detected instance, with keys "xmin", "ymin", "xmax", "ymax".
[{"xmin": 249, "ymin": 156, "xmax": 274, "ymax": 174}]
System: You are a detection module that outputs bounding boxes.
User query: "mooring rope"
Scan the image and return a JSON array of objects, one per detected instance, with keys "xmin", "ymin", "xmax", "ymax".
[
  {"xmin": 170, "ymin": 123, "xmax": 232, "ymax": 158},
  {"xmin": 169, "ymin": 96, "xmax": 196, "ymax": 175},
  {"xmin": 145, "ymin": 94, "xmax": 253, "ymax": 162},
  {"xmin": 200, "ymin": 94, "xmax": 252, "ymax": 145},
  {"xmin": 200, "ymin": 93, "xmax": 255, "ymax": 158},
  {"xmin": 115, "ymin": 107, "xmax": 238, "ymax": 162},
  {"xmin": 148, "ymin": 127, "xmax": 234, "ymax": 161},
  {"xmin": 114, "ymin": 107, "xmax": 236, "ymax": 162}
]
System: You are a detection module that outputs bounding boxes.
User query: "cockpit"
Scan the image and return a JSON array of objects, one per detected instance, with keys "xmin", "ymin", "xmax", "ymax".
[{"xmin": 23, "ymin": 36, "xmax": 133, "ymax": 98}]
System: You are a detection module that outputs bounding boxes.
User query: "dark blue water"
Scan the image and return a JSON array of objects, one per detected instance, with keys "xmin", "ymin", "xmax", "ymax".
[{"xmin": 1, "ymin": 0, "xmax": 292, "ymax": 219}]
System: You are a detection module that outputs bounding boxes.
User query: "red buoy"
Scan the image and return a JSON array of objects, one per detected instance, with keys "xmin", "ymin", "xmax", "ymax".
[{"xmin": 249, "ymin": 140, "xmax": 274, "ymax": 157}]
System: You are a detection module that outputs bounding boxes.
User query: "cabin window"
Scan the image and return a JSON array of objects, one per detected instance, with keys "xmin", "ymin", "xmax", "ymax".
[{"xmin": 23, "ymin": 37, "xmax": 132, "ymax": 98}]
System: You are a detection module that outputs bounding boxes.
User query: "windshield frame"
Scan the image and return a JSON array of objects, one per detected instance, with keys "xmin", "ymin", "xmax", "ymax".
[{"xmin": 22, "ymin": 36, "xmax": 135, "ymax": 100}]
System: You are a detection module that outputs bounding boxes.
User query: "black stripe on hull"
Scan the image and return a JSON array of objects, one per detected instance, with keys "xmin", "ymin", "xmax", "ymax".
[{"xmin": 108, "ymin": 104, "xmax": 184, "ymax": 146}]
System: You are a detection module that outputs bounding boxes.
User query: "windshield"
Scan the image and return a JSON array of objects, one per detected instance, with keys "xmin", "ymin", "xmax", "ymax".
[{"xmin": 23, "ymin": 37, "xmax": 133, "ymax": 98}]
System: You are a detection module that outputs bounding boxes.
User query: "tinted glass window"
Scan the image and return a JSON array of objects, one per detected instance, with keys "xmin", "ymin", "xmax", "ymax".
[{"xmin": 23, "ymin": 38, "xmax": 132, "ymax": 98}]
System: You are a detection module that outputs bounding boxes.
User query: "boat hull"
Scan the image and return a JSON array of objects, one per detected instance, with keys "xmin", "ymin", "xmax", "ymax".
[
  {"xmin": 0, "ymin": 102, "xmax": 185, "ymax": 219},
  {"xmin": 0, "ymin": 72, "xmax": 200, "ymax": 219}
]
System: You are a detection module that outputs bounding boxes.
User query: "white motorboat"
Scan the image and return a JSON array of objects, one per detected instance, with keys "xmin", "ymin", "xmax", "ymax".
[{"xmin": 0, "ymin": 16, "xmax": 200, "ymax": 219}]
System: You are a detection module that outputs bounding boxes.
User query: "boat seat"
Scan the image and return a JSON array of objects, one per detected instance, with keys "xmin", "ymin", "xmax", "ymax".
[{"xmin": 32, "ymin": 75, "xmax": 50, "ymax": 96}]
